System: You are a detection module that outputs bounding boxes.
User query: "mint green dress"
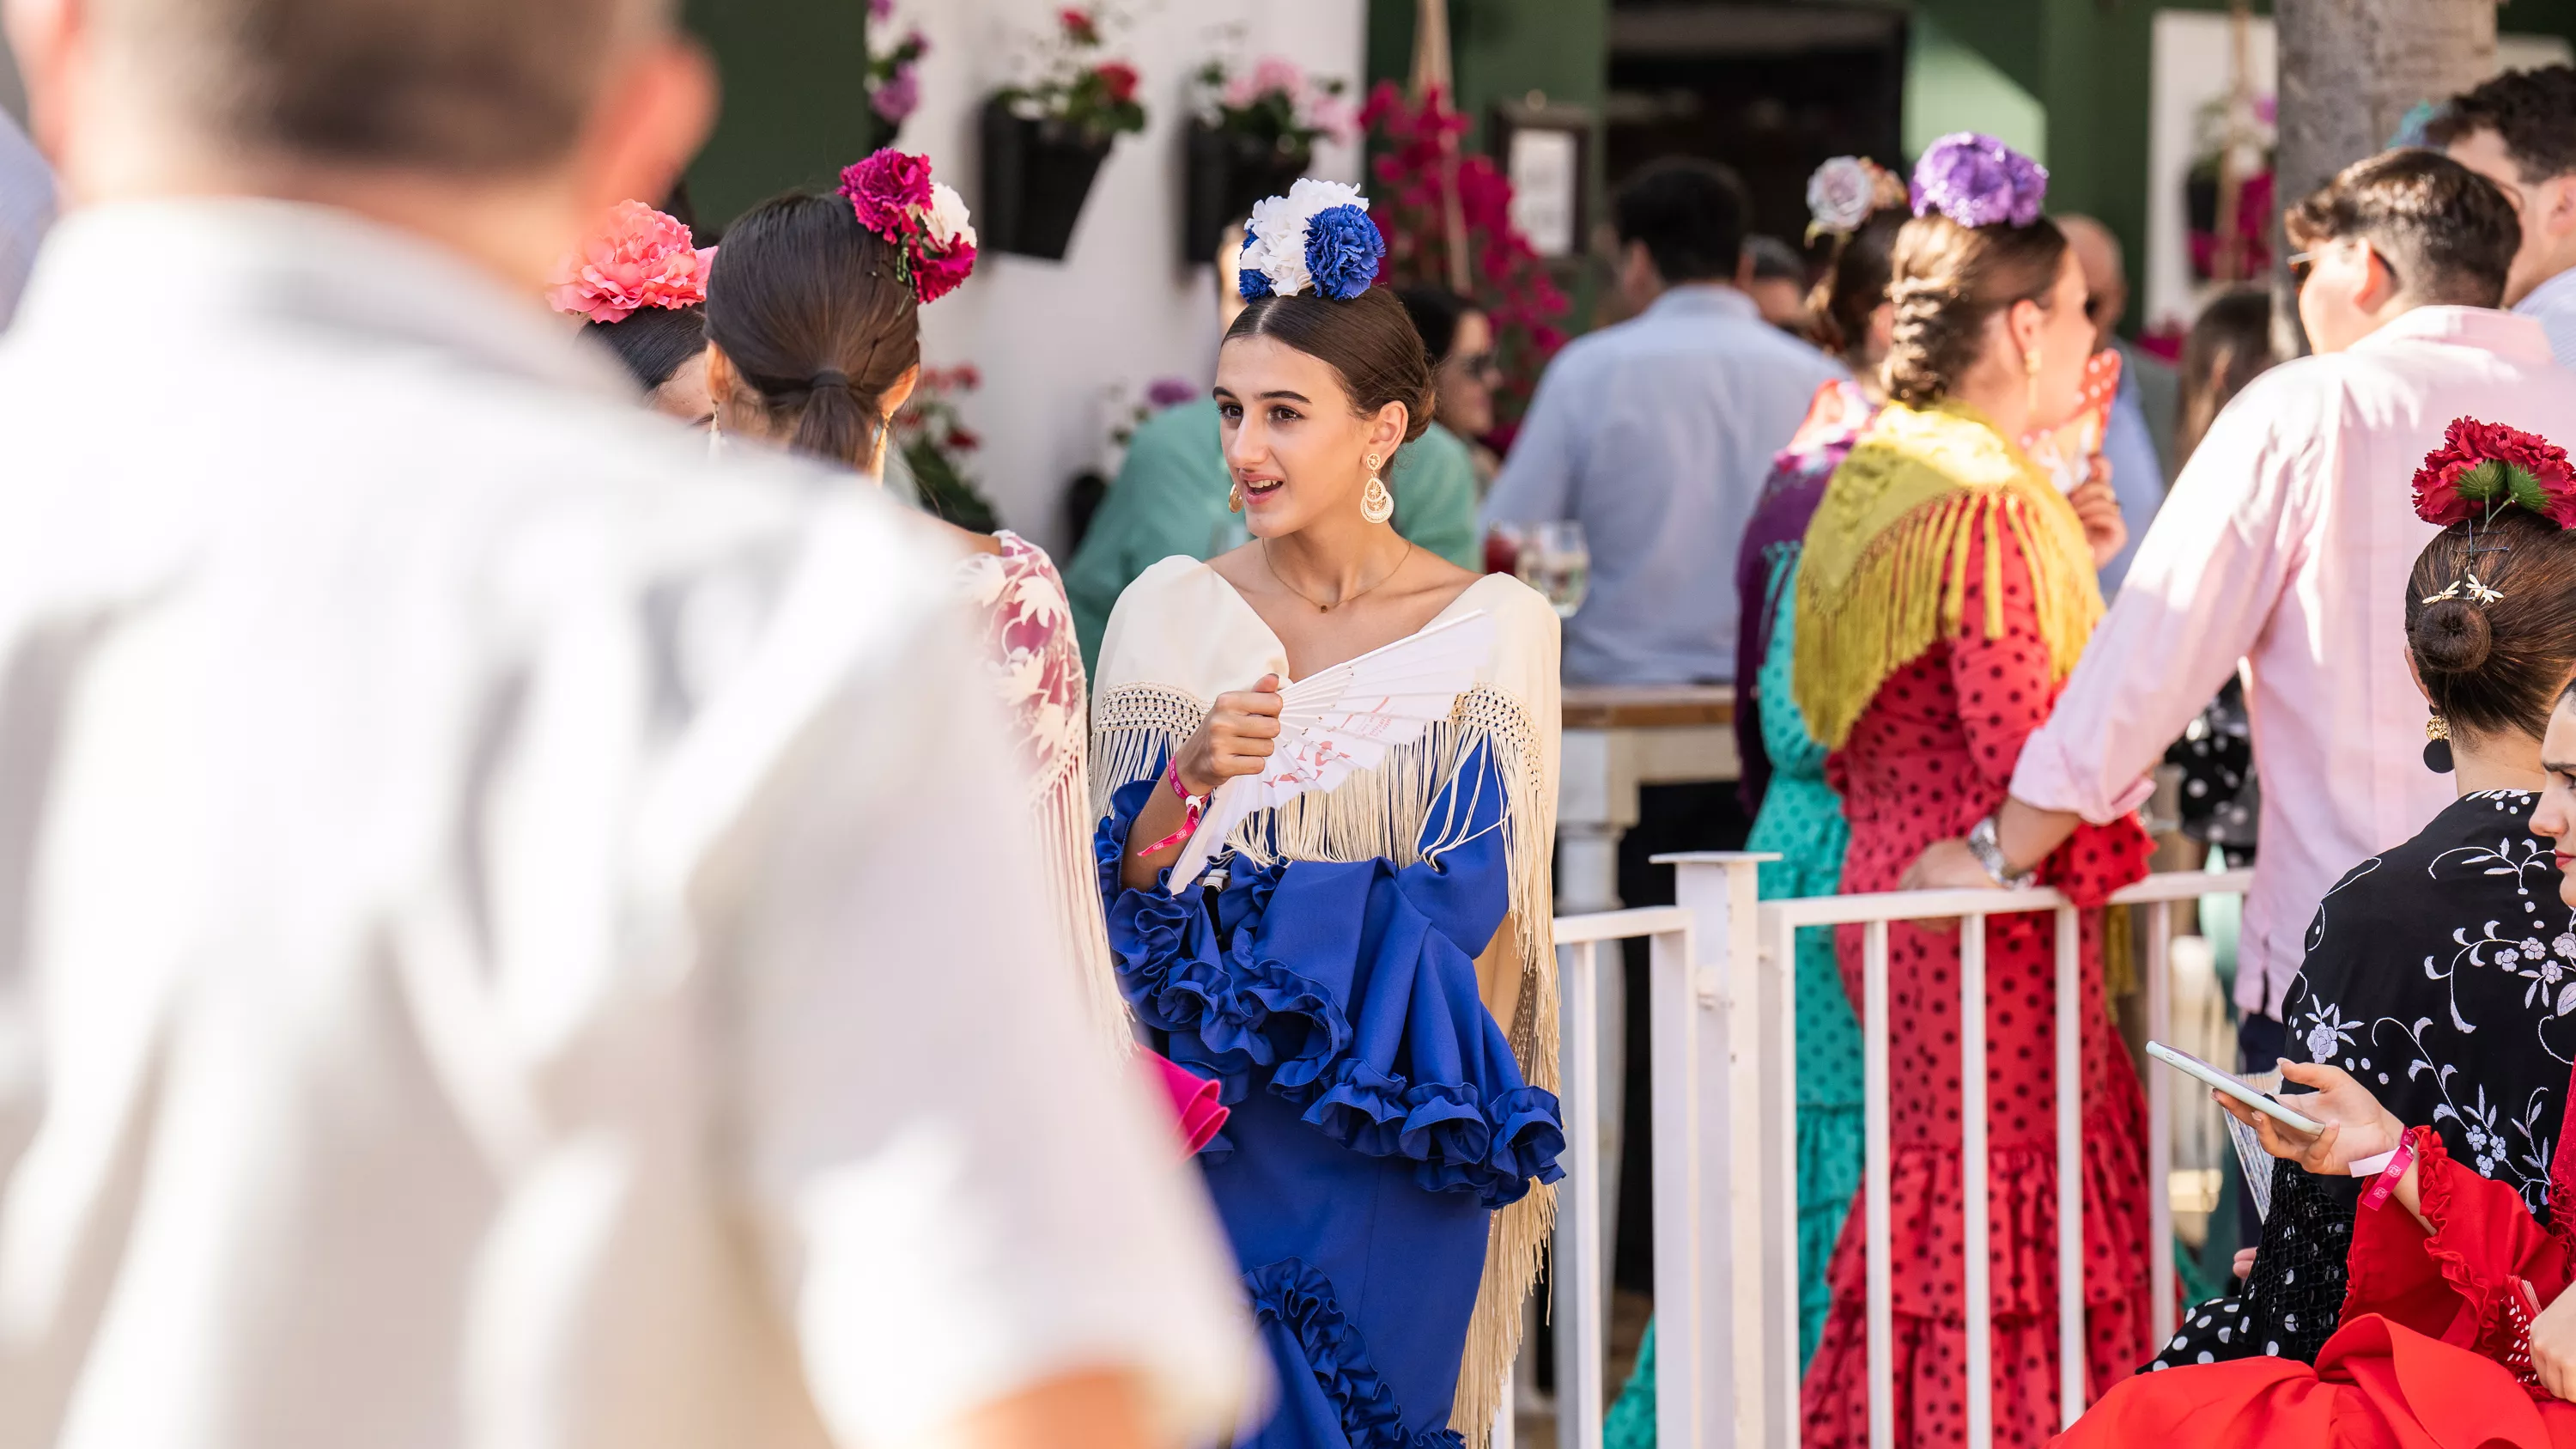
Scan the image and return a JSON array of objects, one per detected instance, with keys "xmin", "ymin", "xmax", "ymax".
[{"xmin": 1602, "ymin": 552, "xmax": 1861, "ymax": 1447}]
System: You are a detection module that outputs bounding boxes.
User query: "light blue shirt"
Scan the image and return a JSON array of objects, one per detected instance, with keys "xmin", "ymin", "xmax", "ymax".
[
  {"xmin": 0, "ymin": 113, "xmax": 53, "ymax": 328},
  {"xmin": 1482, "ymin": 285, "xmax": 1844, "ymax": 684},
  {"xmin": 2094, "ymin": 362, "xmax": 2170, "ymax": 596},
  {"xmin": 2515, "ymin": 266, "xmax": 2576, "ymax": 371}
]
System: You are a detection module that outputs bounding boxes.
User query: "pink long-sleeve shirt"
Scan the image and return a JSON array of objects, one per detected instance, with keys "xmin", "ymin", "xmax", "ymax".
[{"xmin": 2010, "ymin": 307, "xmax": 2576, "ymax": 1018}]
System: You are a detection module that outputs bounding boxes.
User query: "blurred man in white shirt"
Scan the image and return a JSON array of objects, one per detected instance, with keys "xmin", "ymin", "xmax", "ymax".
[
  {"xmin": 2437, "ymin": 65, "xmax": 2576, "ymax": 369},
  {"xmin": 0, "ymin": 2, "xmax": 1255, "ymax": 1447}
]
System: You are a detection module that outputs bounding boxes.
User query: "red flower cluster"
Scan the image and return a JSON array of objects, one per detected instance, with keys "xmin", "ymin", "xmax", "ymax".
[
  {"xmin": 2413, "ymin": 417, "xmax": 2576, "ymax": 527},
  {"xmin": 1059, "ymin": 8, "xmax": 1099, "ymax": 46},
  {"xmin": 1094, "ymin": 61, "xmax": 1139, "ymax": 106},
  {"xmin": 1358, "ymin": 82, "xmax": 1569, "ymax": 447}
]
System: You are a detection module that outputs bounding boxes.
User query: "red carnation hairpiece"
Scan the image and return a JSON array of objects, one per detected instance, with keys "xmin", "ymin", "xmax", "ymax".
[{"xmin": 2412, "ymin": 417, "xmax": 2576, "ymax": 530}]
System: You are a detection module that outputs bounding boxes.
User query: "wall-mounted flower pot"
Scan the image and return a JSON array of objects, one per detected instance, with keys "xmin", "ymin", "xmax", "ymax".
[
  {"xmin": 981, "ymin": 96, "xmax": 1115, "ymax": 262},
  {"xmin": 1181, "ymin": 120, "xmax": 1311, "ymax": 267}
]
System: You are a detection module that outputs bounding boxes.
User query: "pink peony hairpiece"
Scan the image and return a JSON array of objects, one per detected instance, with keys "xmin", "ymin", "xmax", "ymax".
[
  {"xmin": 837, "ymin": 149, "xmax": 979, "ymax": 306},
  {"xmin": 548, "ymin": 200, "xmax": 714, "ymax": 324},
  {"xmin": 2412, "ymin": 417, "xmax": 2576, "ymax": 531}
]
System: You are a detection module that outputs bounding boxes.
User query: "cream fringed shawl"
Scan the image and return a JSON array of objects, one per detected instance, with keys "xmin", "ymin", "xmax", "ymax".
[{"xmin": 1091, "ymin": 558, "xmax": 1562, "ymax": 1447}]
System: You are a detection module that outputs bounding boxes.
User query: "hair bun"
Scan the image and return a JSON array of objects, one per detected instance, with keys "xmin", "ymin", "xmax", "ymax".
[{"xmin": 2412, "ymin": 596, "xmax": 2495, "ymax": 674}]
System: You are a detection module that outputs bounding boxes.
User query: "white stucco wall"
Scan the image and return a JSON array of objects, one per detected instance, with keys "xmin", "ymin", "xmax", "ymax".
[{"xmin": 893, "ymin": 0, "xmax": 1367, "ymax": 553}]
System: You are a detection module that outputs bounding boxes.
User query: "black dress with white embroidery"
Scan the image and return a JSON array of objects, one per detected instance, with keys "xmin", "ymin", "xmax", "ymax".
[{"xmin": 2148, "ymin": 788, "xmax": 2573, "ymax": 1373}]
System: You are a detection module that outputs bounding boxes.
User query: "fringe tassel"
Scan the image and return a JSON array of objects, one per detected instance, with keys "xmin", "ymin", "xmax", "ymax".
[
  {"xmin": 1040, "ymin": 764, "xmax": 1138, "ymax": 1059},
  {"xmin": 1092, "ymin": 682, "xmax": 1559, "ymax": 1446},
  {"xmin": 1793, "ymin": 486, "xmax": 2100, "ymax": 752}
]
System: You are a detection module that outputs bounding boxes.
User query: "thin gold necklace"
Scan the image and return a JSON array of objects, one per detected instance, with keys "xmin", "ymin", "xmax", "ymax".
[{"xmin": 1261, "ymin": 539, "xmax": 1413, "ymax": 612}]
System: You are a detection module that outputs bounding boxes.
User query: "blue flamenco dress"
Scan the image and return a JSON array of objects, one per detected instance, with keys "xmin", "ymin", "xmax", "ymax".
[{"xmin": 1098, "ymin": 740, "xmax": 1567, "ymax": 1449}]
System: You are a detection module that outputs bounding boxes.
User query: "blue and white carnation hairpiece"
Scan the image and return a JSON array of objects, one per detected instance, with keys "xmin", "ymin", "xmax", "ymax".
[{"xmin": 1238, "ymin": 179, "xmax": 1385, "ymax": 301}]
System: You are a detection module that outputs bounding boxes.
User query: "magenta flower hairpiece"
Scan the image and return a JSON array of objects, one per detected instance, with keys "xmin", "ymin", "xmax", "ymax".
[
  {"xmin": 837, "ymin": 149, "xmax": 979, "ymax": 306},
  {"xmin": 1910, "ymin": 132, "xmax": 2048, "ymax": 230}
]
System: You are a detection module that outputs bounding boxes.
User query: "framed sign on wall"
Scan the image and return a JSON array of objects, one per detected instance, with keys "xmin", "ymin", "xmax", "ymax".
[{"xmin": 1491, "ymin": 94, "xmax": 1592, "ymax": 260}]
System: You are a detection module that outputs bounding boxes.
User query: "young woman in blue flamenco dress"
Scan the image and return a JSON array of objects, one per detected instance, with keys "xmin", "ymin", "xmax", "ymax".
[{"xmin": 1091, "ymin": 180, "xmax": 1566, "ymax": 1449}]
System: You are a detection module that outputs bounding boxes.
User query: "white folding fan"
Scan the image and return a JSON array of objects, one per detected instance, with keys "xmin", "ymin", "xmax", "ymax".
[{"xmin": 1166, "ymin": 609, "xmax": 1498, "ymax": 893}]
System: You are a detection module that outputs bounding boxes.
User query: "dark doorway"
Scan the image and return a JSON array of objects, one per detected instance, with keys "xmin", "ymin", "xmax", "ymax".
[{"xmin": 1605, "ymin": 3, "xmax": 1907, "ymax": 259}]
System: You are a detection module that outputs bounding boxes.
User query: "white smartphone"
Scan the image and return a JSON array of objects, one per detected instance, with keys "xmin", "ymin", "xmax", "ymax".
[{"xmin": 2146, "ymin": 1040, "xmax": 2326, "ymax": 1135}]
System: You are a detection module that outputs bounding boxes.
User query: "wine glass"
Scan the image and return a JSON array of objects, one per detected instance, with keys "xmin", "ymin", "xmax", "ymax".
[{"xmin": 1516, "ymin": 520, "xmax": 1590, "ymax": 618}]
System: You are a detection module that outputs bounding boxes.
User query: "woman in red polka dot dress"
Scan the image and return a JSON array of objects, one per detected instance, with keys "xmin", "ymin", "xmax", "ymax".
[{"xmin": 1789, "ymin": 134, "xmax": 2154, "ymax": 1448}]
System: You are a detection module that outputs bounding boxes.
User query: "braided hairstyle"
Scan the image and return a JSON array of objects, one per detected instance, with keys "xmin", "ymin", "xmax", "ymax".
[
  {"xmin": 703, "ymin": 192, "xmax": 922, "ymax": 469},
  {"xmin": 1880, "ymin": 210, "xmax": 2068, "ymax": 407}
]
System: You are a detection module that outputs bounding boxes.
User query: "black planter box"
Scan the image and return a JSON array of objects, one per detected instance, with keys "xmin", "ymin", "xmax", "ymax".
[
  {"xmin": 1182, "ymin": 120, "xmax": 1310, "ymax": 267},
  {"xmin": 980, "ymin": 97, "xmax": 1115, "ymax": 261}
]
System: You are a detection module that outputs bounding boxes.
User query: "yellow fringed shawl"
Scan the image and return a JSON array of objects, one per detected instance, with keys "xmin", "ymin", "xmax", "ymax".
[{"xmin": 1792, "ymin": 400, "xmax": 2105, "ymax": 750}]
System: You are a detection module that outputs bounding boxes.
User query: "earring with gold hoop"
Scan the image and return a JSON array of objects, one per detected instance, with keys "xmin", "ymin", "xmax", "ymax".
[
  {"xmin": 2023, "ymin": 345, "xmax": 2042, "ymax": 416},
  {"xmin": 1360, "ymin": 451, "xmax": 1394, "ymax": 524}
]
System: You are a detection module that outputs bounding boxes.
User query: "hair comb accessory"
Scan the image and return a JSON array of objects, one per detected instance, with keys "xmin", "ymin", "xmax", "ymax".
[
  {"xmin": 547, "ymin": 200, "xmax": 714, "ymax": 323},
  {"xmin": 838, "ymin": 149, "xmax": 979, "ymax": 305},
  {"xmin": 1806, "ymin": 156, "xmax": 1907, "ymax": 244},
  {"xmin": 1238, "ymin": 178, "xmax": 1385, "ymax": 301},
  {"xmin": 2411, "ymin": 417, "xmax": 2576, "ymax": 530},
  {"xmin": 1910, "ymin": 133, "xmax": 2049, "ymax": 229}
]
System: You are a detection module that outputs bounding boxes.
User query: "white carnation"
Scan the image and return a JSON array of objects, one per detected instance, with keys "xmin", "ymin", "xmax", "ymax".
[{"xmin": 925, "ymin": 182, "xmax": 977, "ymax": 250}]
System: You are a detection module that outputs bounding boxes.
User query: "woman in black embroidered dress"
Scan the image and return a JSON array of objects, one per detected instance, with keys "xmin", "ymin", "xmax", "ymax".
[{"xmin": 2146, "ymin": 451, "xmax": 2576, "ymax": 1376}]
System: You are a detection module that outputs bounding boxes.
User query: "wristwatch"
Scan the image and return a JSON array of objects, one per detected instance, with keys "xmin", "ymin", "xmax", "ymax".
[{"xmin": 1965, "ymin": 815, "xmax": 2034, "ymax": 889}]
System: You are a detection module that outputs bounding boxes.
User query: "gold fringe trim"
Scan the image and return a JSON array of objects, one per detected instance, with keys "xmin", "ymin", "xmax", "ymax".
[
  {"xmin": 1092, "ymin": 682, "xmax": 1557, "ymax": 1446},
  {"xmin": 1791, "ymin": 403, "xmax": 2104, "ymax": 751}
]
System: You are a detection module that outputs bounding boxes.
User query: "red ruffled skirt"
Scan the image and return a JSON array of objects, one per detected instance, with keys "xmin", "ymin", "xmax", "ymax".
[{"xmin": 2057, "ymin": 1314, "xmax": 2576, "ymax": 1448}]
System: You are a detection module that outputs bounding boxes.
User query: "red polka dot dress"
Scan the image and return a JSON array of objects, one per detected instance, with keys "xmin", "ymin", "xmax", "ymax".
[{"xmin": 1800, "ymin": 508, "xmax": 2154, "ymax": 1447}]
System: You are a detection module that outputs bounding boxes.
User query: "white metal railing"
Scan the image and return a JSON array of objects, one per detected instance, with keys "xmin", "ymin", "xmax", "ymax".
[
  {"xmin": 1633, "ymin": 853, "xmax": 2252, "ymax": 1449},
  {"xmin": 1516, "ymin": 904, "xmax": 1696, "ymax": 1449}
]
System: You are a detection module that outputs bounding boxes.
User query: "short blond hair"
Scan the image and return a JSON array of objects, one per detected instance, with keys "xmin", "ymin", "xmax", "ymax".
[{"xmin": 97, "ymin": 0, "xmax": 665, "ymax": 172}]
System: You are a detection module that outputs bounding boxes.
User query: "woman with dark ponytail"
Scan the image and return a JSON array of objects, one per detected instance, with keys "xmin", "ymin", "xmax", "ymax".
[
  {"xmin": 690, "ymin": 155, "xmax": 1159, "ymax": 1076},
  {"xmin": 2063, "ymin": 418, "xmax": 2576, "ymax": 1446}
]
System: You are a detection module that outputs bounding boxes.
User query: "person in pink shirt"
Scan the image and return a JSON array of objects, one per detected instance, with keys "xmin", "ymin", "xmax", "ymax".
[{"xmin": 1905, "ymin": 149, "xmax": 2576, "ymax": 1080}]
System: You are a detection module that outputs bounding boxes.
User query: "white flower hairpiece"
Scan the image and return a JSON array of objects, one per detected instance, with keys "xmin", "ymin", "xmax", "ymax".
[{"xmin": 1238, "ymin": 178, "xmax": 1381, "ymax": 301}]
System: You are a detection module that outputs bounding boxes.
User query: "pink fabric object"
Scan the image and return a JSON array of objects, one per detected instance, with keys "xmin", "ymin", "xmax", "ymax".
[
  {"xmin": 1146, "ymin": 1052, "xmax": 1230, "ymax": 1158},
  {"xmin": 545, "ymin": 200, "xmax": 713, "ymax": 323},
  {"xmin": 2008, "ymin": 307, "xmax": 2576, "ymax": 1017}
]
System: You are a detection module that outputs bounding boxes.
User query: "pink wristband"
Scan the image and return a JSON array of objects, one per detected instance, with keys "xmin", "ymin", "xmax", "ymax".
[
  {"xmin": 1139, "ymin": 759, "xmax": 1206, "ymax": 858},
  {"xmin": 2358, "ymin": 1129, "xmax": 2418, "ymax": 1212}
]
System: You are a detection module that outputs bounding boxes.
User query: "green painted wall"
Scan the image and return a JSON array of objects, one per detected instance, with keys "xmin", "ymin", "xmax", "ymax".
[
  {"xmin": 1906, "ymin": 11, "xmax": 2047, "ymax": 162},
  {"xmin": 681, "ymin": 0, "xmax": 877, "ymax": 231},
  {"xmin": 1366, "ymin": 0, "xmax": 1609, "ymax": 149}
]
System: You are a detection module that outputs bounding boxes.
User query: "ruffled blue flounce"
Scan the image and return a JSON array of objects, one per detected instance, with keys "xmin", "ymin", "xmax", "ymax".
[
  {"xmin": 1096, "ymin": 745, "xmax": 1564, "ymax": 1209},
  {"xmin": 1247, "ymin": 1257, "xmax": 1468, "ymax": 1449}
]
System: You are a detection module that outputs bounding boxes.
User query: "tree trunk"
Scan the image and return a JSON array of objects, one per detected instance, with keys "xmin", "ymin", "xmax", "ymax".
[{"xmin": 2271, "ymin": 0, "xmax": 2497, "ymax": 351}]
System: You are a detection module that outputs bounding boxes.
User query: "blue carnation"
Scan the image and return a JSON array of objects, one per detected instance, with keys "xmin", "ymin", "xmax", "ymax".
[
  {"xmin": 1236, "ymin": 227, "xmax": 1274, "ymax": 300},
  {"xmin": 1303, "ymin": 204, "xmax": 1384, "ymax": 301}
]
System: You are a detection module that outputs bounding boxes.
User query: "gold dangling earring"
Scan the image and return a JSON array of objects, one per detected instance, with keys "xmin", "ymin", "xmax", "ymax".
[
  {"xmin": 2424, "ymin": 713, "xmax": 2455, "ymax": 774},
  {"xmin": 1360, "ymin": 452, "xmax": 1394, "ymax": 524},
  {"xmin": 1228, "ymin": 479, "xmax": 1244, "ymax": 514},
  {"xmin": 2024, "ymin": 346, "xmax": 2042, "ymax": 417}
]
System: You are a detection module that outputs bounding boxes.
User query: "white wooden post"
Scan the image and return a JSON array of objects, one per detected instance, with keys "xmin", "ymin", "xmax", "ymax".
[
  {"xmin": 1555, "ymin": 941, "xmax": 1607, "ymax": 1449},
  {"xmin": 1658, "ymin": 852, "xmax": 1777, "ymax": 1448}
]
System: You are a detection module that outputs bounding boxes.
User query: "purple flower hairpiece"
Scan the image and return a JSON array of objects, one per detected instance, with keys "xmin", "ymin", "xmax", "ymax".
[{"xmin": 1910, "ymin": 132, "xmax": 2048, "ymax": 229}]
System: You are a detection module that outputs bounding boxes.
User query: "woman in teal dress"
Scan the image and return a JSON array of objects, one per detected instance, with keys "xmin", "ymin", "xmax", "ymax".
[{"xmin": 1603, "ymin": 166, "xmax": 1903, "ymax": 1446}]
